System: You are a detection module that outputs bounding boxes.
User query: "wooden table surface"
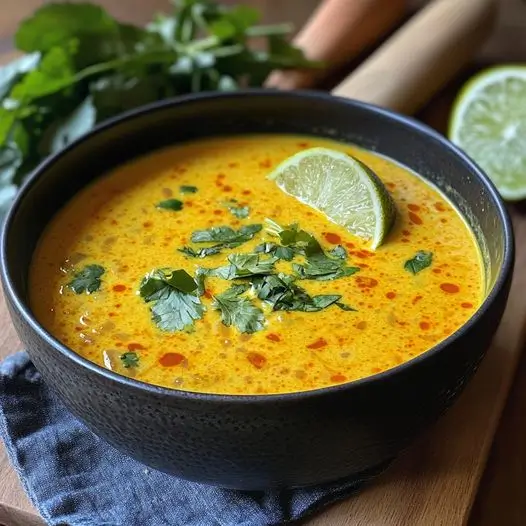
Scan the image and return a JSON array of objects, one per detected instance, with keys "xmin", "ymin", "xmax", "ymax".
[{"xmin": 1, "ymin": 1, "xmax": 526, "ymax": 525}]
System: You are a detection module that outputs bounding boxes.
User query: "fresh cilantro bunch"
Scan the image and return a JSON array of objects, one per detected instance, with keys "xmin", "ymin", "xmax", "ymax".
[{"xmin": 0, "ymin": 0, "xmax": 316, "ymax": 214}]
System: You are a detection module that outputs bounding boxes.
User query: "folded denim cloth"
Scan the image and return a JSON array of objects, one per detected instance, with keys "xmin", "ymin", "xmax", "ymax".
[{"xmin": 0, "ymin": 352, "xmax": 389, "ymax": 526}]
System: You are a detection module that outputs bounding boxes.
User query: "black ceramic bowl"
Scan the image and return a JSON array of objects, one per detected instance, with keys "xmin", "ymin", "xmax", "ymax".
[{"xmin": 1, "ymin": 91, "xmax": 514, "ymax": 489}]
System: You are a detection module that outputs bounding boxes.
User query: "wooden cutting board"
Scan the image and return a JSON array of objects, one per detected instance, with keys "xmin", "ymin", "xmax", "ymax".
[{"xmin": 2, "ymin": 0, "xmax": 526, "ymax": 525}]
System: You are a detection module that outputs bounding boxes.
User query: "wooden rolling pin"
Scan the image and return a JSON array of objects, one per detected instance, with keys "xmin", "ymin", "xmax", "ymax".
[
  {"xmin": 270, "ymin": 0, "xmax": 497, "ymax": 115},
  {"xmin": 334, "ymin": 0, "xmax": 497, "ymax": 113}
]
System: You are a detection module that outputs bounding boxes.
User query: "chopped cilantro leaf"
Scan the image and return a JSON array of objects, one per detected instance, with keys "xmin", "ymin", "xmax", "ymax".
[
  {"xmin": 204, "ymin": 253, "xmax": 277, "ymax": 280},
  {"xmin": 67, "ymin": 264, "xmax": 104, "ymax": 294},
  {"xmin": 120, "ymin": 351, "xmax": 139, "ymax": 368},
  {"xmin": 404, "ymin": 251, "xmax": 433, "ymax": 274},
  {"xmin": 191, "ymin": 224, "xmax": 262, "ymax": 244},
  {"xmin": 293, "ymin": 254, "xmax": 360, "ymax": 281},
  {"xmin": 223, "ymin": 199, "xmax": 250, "ymax": 219},
  {"xmin": 335, "ymin": 302, "xmax": 356, "ymax": 311},
  {"xmin": 329, "ymin": 245, "xmax": 347, "ymax": 259},
  {"xmin": 213, "ymin": 283, "xmax": 265, "ymax": 334},
  {"xmin": 180, "ymin": 185, "xmax": 198, "ymax": 194},
  {"xmin": 254, "ymin": 242, "xmax": 295, "ymax": 261},
  {"xmin": 178, "ymin": 245, "xmax": 224, "ymax": 258},
  {"xmin": 139, "ymin": 269, "xmax": 204, "ymax": 332},
  {"xmin": 157, "ymin": 199, "xmax": 183, "ymax": 211},
  {"xmin": 253, "ymin": 274, "xmax": 347, "ymax": 313}
]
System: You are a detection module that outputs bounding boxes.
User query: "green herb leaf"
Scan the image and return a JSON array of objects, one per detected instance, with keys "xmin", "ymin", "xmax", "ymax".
[
  {"xmin": 191, "ymin": 224, "xmax": 261, "ymax": 244},
  {"xmin": 329, "ymin": 245, "xmax": 347, "ymax": 260},
  {"xmin": 120, "ymin": 351, "xmax": 139, "ymax": 368},
  {"xmin": 293, "ymin": 255, "xmax": 360, "ymax": 281},
  {"xmin": 254, "ymin": 242, "xmax": 295, "ymax": 261},
  {"xmin": 139, "ymin": 268, "xmax": 204, "ymax": 332},
  {"xmin": 335, "ymin": 302, "xmax": 357, "ymax": 311},
  {"xmin": 223, "ymin": 199, "xmax": 249, "ymax": 218},
  {"xmin": 178, "ymin": 245, "xmax": 224, "ymax": 258},
  {"xmin": 67, "ymin": 264, "xmax": 105, "ymax": 294},
  {"xmin": 180, "ymin": 185, "xmax": 198, "ymax": 194},
  {"xmin": 209, "ymin": 253, "xmax": 277, "ymax": 280},
  {"xmin": 213, "ymin": 283, "xmax": 265, "ymax": 334},
  {"xmin": 157, "ymin": 198, "xmax": 183, "ymax": 211},
  {"xmin": 404, "ymin": 251, "xmax": 433, "ymax": 274},
  {"xmin": 265, "ymin": 219, "xmax": 322, "ymax": 256},
  {"xmin": 253, "ymin": 274, "xmax": 345, "ymax": 313}
]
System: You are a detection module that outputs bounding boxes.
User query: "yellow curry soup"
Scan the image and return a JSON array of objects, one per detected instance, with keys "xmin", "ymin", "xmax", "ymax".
[{"xmin": 30, "ymin": 135, "xmax": 484, "ymax": 395}]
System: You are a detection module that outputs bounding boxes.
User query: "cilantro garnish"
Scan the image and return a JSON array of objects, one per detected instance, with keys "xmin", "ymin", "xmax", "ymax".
[
  {"xmin": 404, "ymin": 251, "xmax": 433, "ymax": 274},
  {"xmin": 180, "ymin": 185, "xmax": 198, "ymax": 194},
  {"xmin": 67, "ymin": 264, "xmax": 104, "ymax": 294},
  {"xmin": 191, "ymin": 224, "xmax": 261, "ymax": 244},
  {"xmin": 157, "ymin": 199, "xmax": 183, "ymax": 211},
  {"xmin": 254, "ymin": 242, "xmax": 295, "ymax": 261},
  {"xmin": 120, "ymin": 351, "xmax": 139, "ymax": 368},
  {"xmin": 223, "ymin": 199, "xmax": 249, "ymax": 219},
  {"xmin": 212, "ymin": 284, "xmax": 265, "ymax": 334},
  {"xmin": 139, "ymin": 269, "xmax": 205, "ymax": 332},
  {"xmin": 178, "ymin": 245, "xmax": 224, "ymax": 258},
  {"xmin": 207, "ymin": 253, "xmax": 277, "ymax": 280}
]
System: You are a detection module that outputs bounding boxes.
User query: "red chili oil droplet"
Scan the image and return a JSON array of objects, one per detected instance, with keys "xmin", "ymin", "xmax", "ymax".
[
  {"xmin": 297, "ymin": 142, "xmax": 309, "ymax": 148},
  {"xmin": 440, "ymin": 218, "xmax": 447, "ymax": 223},
  {"xmin": 434, "ymin": 202, "xmax": 446, "ymax": 212},
  {"xmin": 356, "ymin": 277, "xmax": 379, "ymax": 288},
  {"xmin": 409, "ymin": 212, "xmax": 422, "ymax": 225},
  {"xmin": 113, "ymin": 284, "xmax": 126, "ymax": 292},
  {"xmin": 461, "ymin": 302, "xmax": 473, "ymax": 309},
  {"xmin": 331, "ymin": 374, "xmax": 347, "ymax": 383},
  {"xmin": 128, "ymin": 343, "xmax": 145, "ymax": 351},
  {"xmin": 419, "ymin": 321, "xmax": 430, "ymax": 330},
  {"xmin": 159, "ymin": 352, "xmax": 185, "ymax": 367},
  {"xmin": 222, "ymin": 185, "xmax": 233, "ymax": 192},
  {"xmin": 185, "ymin": 201, "xmax": 193, "ymax": 207},
  {"xmin": 242, "ymin": 189, "xmax": 251, "ymax": 195},
  {"xmin": 143, "ymin": 221, "xmax": 153, "ymax": 228},
  {"xmin": 412, "ymin": 295, "xmax": 423, "ymax": 305},
  {"xmin": 109, "ymin": 312, "xmax": 116, "ymax": 317},
  {"xmin": 199, "ymin": 209, "xmax": 206, "ymax": 214},
  {"xmin": 386, "ymin": 291, "xmax": 396, "ymax": 299},
  {"xmin": 401, "ymin": 238, "xmax": 409, "ymax": 243},
  {"xmin": 266, "ymin": 333, "xmax": 281, "ymax": 342},
  {"xmin": 346, "ymin": 242, "xmax": 355, "ymax": 249},
  {"xmin": 402, "ymin": 230, "xmax": 411, "ymax": 236},
  {"xmin": 204, "ymin": 289, "xmax": 213, "ymax": 299},
  {"xmin": 247, "ymin": 352, "xmax": 266, "ymax": 369},
  {"xmin": 440, "ymin": 283, "xmax": 460, "ymax": 293},
  {"xmin": 111, "ymin": 219, "xmax": 118, "ymax": 225},
  {"xmin": 115, "ymin": 304, "xmax": 121, "ymax": 308},
  {"xmin": 407, "ymin": 204, "xmax": 420, "ymax": 212},
  {"xmin": 115, "ymin": 342, "xmax": 123, "ymax": 347},
  {"xmin": 307, "ymin": 338, "xmax": 328, "ymax": 350},
  {"xmin": 215, "ymin": 181, "xmax": 223, "ymax": 187},
  {"xmin": 324, "ymin": 232, "xmax": 341, "ymax": 244},
  {"xmin": 386, "ymin": 182, "xmax": 396, "ymax": 189},
  {"xmin": 358, "ymin": 263, "xmax": 369, "ymax": 269},
  {"xmin": 228, "ymin": 163, "xmax": 238, "ymax": 168},
  {"xmin": 217, "ymin": 173, "xmax": 226, "ymax": 179},
  {"xmin": 356, "ymin": 321, "xmax": 367, "ymax": 330},
  {"xmin": 213, "ymin": 210, "xmax": 223, "ymax": 215},
  {"xmin": 432, "ymin": 268, "xmax": 442, "ymax": 274},
  {"xmin": 371, "ymin": 367, "xmax": 382, "ymax": 374},
  {"xmin": 259, "ymin": 159, "xmax": 271, "ymax": 168}
]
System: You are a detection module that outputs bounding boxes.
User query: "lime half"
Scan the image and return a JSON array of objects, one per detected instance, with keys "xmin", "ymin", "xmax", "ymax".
[
  {"xmin": 268, "ymin": 147, "xmax": 396, "ymax": 249},
  {"xmin": 449, "ymin": 66, "xmax": 526, "ymax": 201}
]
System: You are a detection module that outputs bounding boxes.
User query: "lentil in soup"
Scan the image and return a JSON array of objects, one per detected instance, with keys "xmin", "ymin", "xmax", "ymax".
[{"xmin": 30, "ymin": 135, "xmax": 484, "ymax": 395}]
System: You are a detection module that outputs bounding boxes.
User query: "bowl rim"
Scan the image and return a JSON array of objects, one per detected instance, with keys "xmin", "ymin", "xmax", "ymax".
[{"xmin": 1, "ymin": 89, "xmax": 515, "ymax": 404}]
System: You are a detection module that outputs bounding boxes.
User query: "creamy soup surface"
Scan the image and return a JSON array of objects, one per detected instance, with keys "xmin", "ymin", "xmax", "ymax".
[{"xmin": 30, "ymin": 135, "xmax": 484, "ymax": 395}]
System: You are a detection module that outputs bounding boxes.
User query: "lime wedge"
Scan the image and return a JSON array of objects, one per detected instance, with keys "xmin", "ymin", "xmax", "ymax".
[
  {"xmin": 449, "ymin": 66, "xmax": 526, "ymax": 201},
  {"xmin": 268, "ymin": 147, "xmax": 396, "ymax": 249}
]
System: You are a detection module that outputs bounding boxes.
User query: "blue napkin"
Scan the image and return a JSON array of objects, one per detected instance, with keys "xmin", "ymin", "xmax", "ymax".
[{"xmin": 0, "ymin": 352, "xmax": 389, "ymax": 526}]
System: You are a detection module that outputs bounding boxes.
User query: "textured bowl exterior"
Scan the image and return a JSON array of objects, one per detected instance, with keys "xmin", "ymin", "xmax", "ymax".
[{"xmin": 1, "ymin": 91, "xmax": 514, "ymax": 489}]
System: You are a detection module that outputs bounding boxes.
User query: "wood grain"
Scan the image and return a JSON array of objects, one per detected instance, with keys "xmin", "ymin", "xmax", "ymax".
[{"xmin": 1, "ymin": 1, "xmax": 526, "ymax": 525}]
